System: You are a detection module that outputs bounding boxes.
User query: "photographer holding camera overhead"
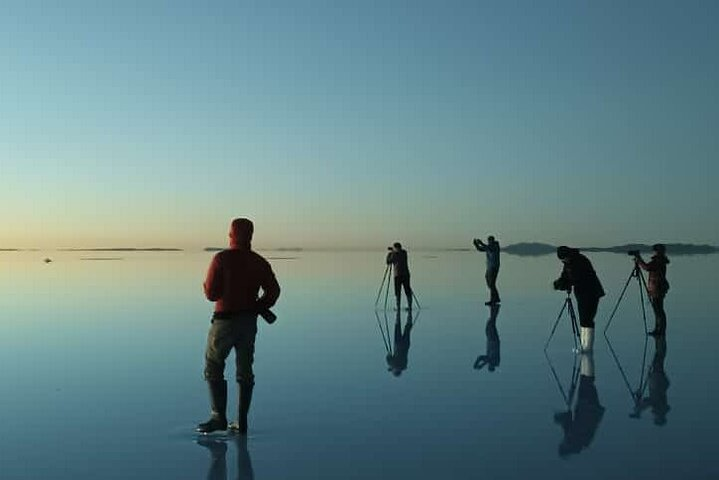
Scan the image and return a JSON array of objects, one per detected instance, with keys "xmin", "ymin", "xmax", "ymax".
[
  {"xmin": 635, "ymin": 244, "xmax": 670, "ymax": 336},
  {"xmin": 386, "ymin": 242, "xmax": 413, "ymax": 311},
  {"xmin": 553, "ymin": 246, "xmax": 605, "ymax": 353},
  {"xmin": 473, "ymin": 235, "xmax": 501, "ymax": 305}
]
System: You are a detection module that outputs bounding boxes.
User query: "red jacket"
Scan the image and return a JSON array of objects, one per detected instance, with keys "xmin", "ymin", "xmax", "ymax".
[
  {"xmin": 638, "ymin": 254, "xmax": 669, "ymax": 299},
  {"xmin": 204, "ymin": 248, "xmax": 280, "ymax": 314}
]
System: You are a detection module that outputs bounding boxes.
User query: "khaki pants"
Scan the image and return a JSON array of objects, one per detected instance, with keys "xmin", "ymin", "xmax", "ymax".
[{"xmin": 204, "ymin": 316, "xmax": 258, "ymax": 384}]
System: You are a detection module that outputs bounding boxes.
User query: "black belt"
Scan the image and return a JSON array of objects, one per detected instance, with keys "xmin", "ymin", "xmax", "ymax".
[{"xmin": 212, "ymin": 311, "xmax": 257, "ymax": 320}]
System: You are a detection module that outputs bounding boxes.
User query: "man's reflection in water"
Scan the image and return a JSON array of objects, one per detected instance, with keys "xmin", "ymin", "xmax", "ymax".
[
  {"xmin": 633, "ymin": 335, "xmax": 670, "ymax": 426},
  {"xmin": 387, "ymin": 310, "xmax": 413, "ymax": 377},
  {"xmin": 196, "ymin": 435, "xmax": 254, "ymax": 480},
  {"xmin": 553, "ymin": 354, "xmax": 605, "ymax": 457},
  {"xmin": 474, "ymin": 304, "xmax": 500, "ymax": 372}
]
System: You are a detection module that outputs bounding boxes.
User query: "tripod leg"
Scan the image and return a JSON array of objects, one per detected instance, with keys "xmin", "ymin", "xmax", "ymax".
[
  {"xmin": 604, "ymin": 334, "xmax": 636, "ymax": 400},
  {"xmin": 545, "ymin": 297, "xmax": 569, "ymax": 351},
  {"xmin": 375, "ymin": 311, "xmax": 391, "ymax": 353},
  {"xmin": 637, "ymin": 268, "xmax": 649, "ymax": 333},
  {"xmin": 603, "ymin": 268, "xmax": 636, "ymax": 334},
  {"xmin": 568, "ymin": 297, "xmax": 579, "ymax": 338},
  {"xmin": 375, "ymin": 266, "xmax": 390, "ymax": 307},
  {"xmin": 567, "ymin": 297, "xmax": 580, "ymax": 352},
  {"xmin": 545, "ymin": 350, "xmax": 571, "ymax": 406},
  {"xmin": 383, "ymin": 265, "xmax": 392, "ymax": 311},
  {"xmin": 412, "ymin": 290, "xmax": 421, "ymax": 310}
]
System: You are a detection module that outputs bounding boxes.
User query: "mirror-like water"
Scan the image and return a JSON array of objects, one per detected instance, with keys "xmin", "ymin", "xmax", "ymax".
[{"xmin": 0, "ymin": 250, "xmax": 716, "ymax": 479}]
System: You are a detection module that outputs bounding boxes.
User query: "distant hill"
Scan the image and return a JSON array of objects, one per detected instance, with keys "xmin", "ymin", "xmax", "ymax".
[
  {"xmin": 503, "ymin": 242, "xmax": 718, "ymax": 256},
  {"xmin": 59, "ymin": 247, "xmax": 183, "ymax": 252},
  {"xmin": 204, "ymin": 247, "xmax": 304, "ymax": 252},
  {"xmin": 503, "ymin": 243, "xmax": 558, "ymax": 256}
]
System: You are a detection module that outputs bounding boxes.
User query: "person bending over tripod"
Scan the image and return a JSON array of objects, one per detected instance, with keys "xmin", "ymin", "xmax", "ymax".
[
  {"xmin": 553, "ymin": 246, "xmax": 605, "ymax": 353},
  {"xmin": 386, "ymin": 242, "xmax": 413, "ymax": 311},
  {"xmin": 635, "ymin": 244, "xmax": 670, "ymax": 336}
]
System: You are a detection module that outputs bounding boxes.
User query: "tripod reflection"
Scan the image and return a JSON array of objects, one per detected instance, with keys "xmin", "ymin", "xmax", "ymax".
[
  {"xmin": 605, "ymin": 333, "xmax": 652, "ymax": 419},
  {"xmin": 630, "ymin": 335, "xmax": 671, "ymax": 425},
  {"xmin": 376, "ymin": 310, "xmax": 418, "ymax": 377}
]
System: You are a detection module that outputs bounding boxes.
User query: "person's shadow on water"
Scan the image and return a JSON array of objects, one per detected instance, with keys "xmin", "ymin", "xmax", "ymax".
[
  {"xmin": 196, "ymin": 434, "xmax": 254, "ymax": 480},
  {"xmin": 474, "ymin": 304, "xmax": 501, "ymax": 372},
  {"xmin": 386, "ymin": 310, "xmax": 413, "ymax": 377},
  {"xmin": 553, "ymin": 353, "xmax": 605, "ymax": 458}
]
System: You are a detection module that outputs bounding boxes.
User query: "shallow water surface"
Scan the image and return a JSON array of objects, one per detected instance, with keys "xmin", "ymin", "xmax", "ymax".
[{"xmin": 0, "ymin": 250, "xmax": 716, "ymax": 479}]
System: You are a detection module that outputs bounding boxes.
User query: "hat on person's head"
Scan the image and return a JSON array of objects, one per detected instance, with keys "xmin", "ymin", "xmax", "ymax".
[
  {"xmin": 652, "ymin": 243, "xmax": 666, "ymax": 255},
  {"xmin": 488, "ymin": 235, "xmax": 495, "ymax": 242},
  {"xmin": 557, "ymin": 246, "xmax": 572, "ymax": 259},
  {"xmin": 393, "ymin": 242, "xmax": 402, "ymax": 249}
]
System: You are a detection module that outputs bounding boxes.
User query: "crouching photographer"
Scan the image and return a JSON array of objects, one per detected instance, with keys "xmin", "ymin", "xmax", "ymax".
[{"xmin": 553, "ymin": 246, "xmax": 605, "ymax": 353}]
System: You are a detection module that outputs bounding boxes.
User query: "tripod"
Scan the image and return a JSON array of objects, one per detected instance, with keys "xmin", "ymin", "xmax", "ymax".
[
  {"xmin": 603, "ymin": 262, "xmax": 649, "ymax": 335},
  {"xmin": 545, "ymin": 293, "xmax": 580, "ymax": 352},
  {"xmin": 374, "ymin": 264, "xmax": 421, "ymax": 310}
]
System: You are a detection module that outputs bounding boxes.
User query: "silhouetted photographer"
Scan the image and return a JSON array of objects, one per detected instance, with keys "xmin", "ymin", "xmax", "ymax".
[
  {"xmin": 635, "ymin": 244, "xmax": 670, "ymax": 336},
  {"xmin": 553, "ymin": 246, "xmax": 605, "ymax": 353},
  {"xmin": 386, "ymin": 242, "xmax": 413, "ymax": 311},
  {"xmin": 473, "ymin": 235, "xmax": 501, "ymax": 305}
]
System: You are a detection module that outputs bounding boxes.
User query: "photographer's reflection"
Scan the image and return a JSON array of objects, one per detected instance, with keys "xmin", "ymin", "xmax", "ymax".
[
  {"xmin": 474, "ymin": 304, "xmax": 500, "ymax": 372},
  {"xmin": 553, "ymin": 354, "xmax": 605, "ymax": 457},
  {"xmin": 633, "ymin": 335, "xmax": 670, "ymax": 425},
  {"xmin": 387, "ymin": 310, "xmax": 413, "ymax": 377},
  {"xmin": 196, "ymin": 434, "xmax": 254, "ymax": 480}
]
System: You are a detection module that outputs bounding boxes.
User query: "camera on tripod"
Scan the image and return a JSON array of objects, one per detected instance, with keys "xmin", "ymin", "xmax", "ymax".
[
  {"xmin": 553, "ymin": 277, "xmax": 571, "ymax": 293},
  {"xmin": 627, "ymin": 250, "xmax": 641, "ymax": 257}
]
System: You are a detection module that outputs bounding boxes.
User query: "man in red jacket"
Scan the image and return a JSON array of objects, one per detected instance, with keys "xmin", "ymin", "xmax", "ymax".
[{"xmin": 197, "ymin": 218, "xmax": 281, "ymax": 434}]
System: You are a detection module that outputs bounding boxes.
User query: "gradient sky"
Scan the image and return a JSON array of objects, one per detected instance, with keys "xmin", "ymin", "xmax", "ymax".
[{"xmin": 1, "ymin": 1, "xmax": 717, "ymax": 249}]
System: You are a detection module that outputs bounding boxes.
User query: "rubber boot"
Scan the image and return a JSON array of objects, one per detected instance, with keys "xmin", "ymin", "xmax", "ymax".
[
  {"xmin": 580, "ymin": 327, "xmax": 595, "ymax": 353},
  {"xmin": 229, "ymin": 381, "xmax": 254, "ymax": 435},
  {"xmin": 196, "ymin": 380, "xmax": 228, "ymax": 433},
  {"xmin": 580, "ymin": 352, "xmax": 595, "ymax": 377}
]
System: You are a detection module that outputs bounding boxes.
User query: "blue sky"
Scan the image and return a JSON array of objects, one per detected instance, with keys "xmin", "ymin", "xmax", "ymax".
[{"xmin": 1, "ymin": 1, "xmax": 717, "ymax": 249}]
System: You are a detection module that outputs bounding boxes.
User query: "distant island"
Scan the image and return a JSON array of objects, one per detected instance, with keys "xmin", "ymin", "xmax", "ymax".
[
  {"xmin": 503, "ymin": 242, "xmax": 718, "ymax": 256},
  {"xmin": 7, "ymin": 244, "xmax": 712, "ymax": 256},
  {"xmin": 502, "ymin": 243, "xmax": 558, "ymax": 256},
  {"xmin": 58, "ymin": 248, "xmax": 183, "ymax": 252},
  {"xmin": 204, "ymin": 247, "xmax": 304, "ymax": 252}
]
